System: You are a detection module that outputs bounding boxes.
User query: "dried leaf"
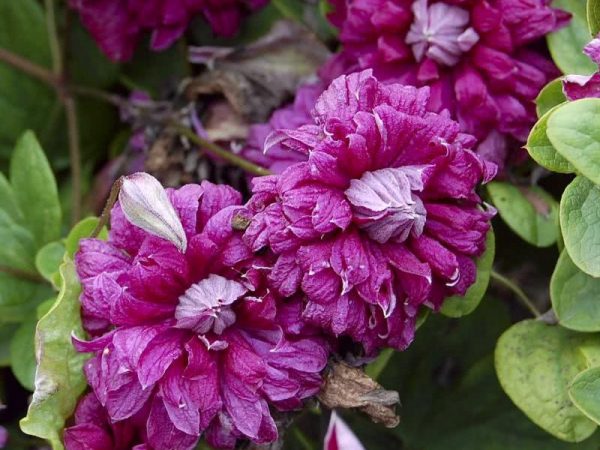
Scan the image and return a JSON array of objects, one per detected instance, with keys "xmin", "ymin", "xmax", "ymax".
[
  {"xmin": 186, "ymin": 20, "xmax": 330, "ymax": 122},
  {"xmin": 318, "ymin": 362, "xmax": 400, "ymax": 428}
]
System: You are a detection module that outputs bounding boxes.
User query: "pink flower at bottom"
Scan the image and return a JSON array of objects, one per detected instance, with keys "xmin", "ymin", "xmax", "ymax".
[
  {"xmin": 64, "ymin": 393, "xmax": 149, "ymax": 450},
  {"xmin": 74, "ymin": 178, "xmax": 328, "ymax": 449},
  {"xmin": 326, "ymin": 0, "xmax": 569, "ymax": 169},
  {"xmin": 324, "ymin": 412, "xmax": 365, "ymax": 450},
  {"xmin": 244, "ymin": 70, "xmax": 496, "ymax": 354}
]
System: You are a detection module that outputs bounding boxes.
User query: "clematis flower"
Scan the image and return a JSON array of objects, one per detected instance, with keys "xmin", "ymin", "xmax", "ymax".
[
  {"xmin": 242, "ymin": 82, "xmax": 324, "ymax": 174},
  {"xmin": 69, "ymin": 0, "xmax": 269, "ymax": 61},
  {"xmin": 244, "ymin": 70, "xmax": 496, "ymax": 354},
  {"xmin": 64, "ymin": 393, "xmax": 149, "ymax": 450},
  {"xmin": 324, "ymin": 412, "xmax": 365, "ymax": 450},
  {"xmin": 326, "ymin": 0, "xmax": 569, "ymax": 168},
  {"xmin": 563, "ymin": 37, "xmax": 600, "ymax": 100},
  {"xmin": 74, "ymin": 174, "xmax": 328, "ymax": 449}
]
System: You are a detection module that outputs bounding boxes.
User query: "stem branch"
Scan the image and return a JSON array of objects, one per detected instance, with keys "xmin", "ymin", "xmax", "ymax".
[
  {"xmin": 0, "ymin": 47, "xmax": 58, "ymax": 86},
  {"xmin": 91, "ymin": 177, "xmax": 123, "ymax": 238},
  {"xmin": 172, "ymin": 123, "xmax": 272, "ymax": 177},
  {"xmin": 490, "ymin": 270, "xmax": 541, "ymax": 317},
  {"xmin": 44, "ymin": 0, "xmax": 63, "ymax": 75},
  {"xmin": 0, "ymin": 265, "xmax": 47, "ymax": 284},
  {"xmin": 64, "ymin": 97, "xmax": 82, "ymax": 224}
]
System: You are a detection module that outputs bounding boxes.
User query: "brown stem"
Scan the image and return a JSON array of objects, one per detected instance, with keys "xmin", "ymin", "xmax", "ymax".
[
  {"xmin": 0, "ymin": 47, "xmax": 59, "ymax": 87},
  {"xmin": 0, "ymin": 265, "xmax": 47, "ymax": 284},
  {"xmin": 91, "ymin": 177, "xmax": 123, "ymax": 238},
  {"xmin": 69, "ymin": 85, "xmax": 127, "ymax": 108},
  {"xmin": 64, "ymin": 96, "xmax": 82, "ymax": 224},
  {"xmin": 172, "ymin": 123, "xmax": 272, "ymax": 177}
]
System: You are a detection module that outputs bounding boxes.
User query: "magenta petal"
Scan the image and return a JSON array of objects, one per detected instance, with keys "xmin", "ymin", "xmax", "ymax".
[
  {"xmin": 64, "ymin": 424, "xmax": 114, "ymax": 450},
  {"xmin": 146, "ymin": 396, "xmax": 198, "ymax": 450},
  {"xmin": 137, "ymin": 329, "xmax": 185, "ymax": 388}
]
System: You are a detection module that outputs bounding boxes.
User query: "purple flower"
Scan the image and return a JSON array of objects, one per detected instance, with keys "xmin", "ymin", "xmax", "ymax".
[
  {"xmin": 242, "ymin": 82, "xmax": 324, "ymax": 174},
  {"xmin": 324, "ymin": 412, "xmax": 365, "ymax": 450},
  {"xmin": 64, "ymin": 393, "xmax": 149, "ymax": 450},
  {"xmin": 74, "ymin": 175, "xmax": 328, "ymax": 449},
  {"xmin": 563, "ymin": 37, "xmax": 600, "ymax": 100},
  {"xmin": 69, "ymin": 0, "xmax": 269, "ymax": 61},
  {"xmin": 244, "ymin": 70, "xmax": 496, "ymax": 354},
  {"xmin": 0, "ymin": 426, "xmax": 7, "ymax": 449},
  {"xmin": 326, "ymin": 0, "xmax": 569, "ymax": 169}
]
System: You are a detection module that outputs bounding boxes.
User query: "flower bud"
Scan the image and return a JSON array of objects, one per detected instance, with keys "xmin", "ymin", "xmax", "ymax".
[{"xmin": 118, "ymin": 172, "xmax": 187, "ymax": 252}]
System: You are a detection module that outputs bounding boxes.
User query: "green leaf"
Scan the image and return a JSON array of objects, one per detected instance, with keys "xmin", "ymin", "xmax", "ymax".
[
  {"xmin": 35, "ymin": 242, "xmax": 65, "ymax": 289},
  {"xmin": 588, "ymin": 0, "xmax": 600, "ymax": 35},
  {"xmin": 560, "ymin": 176, "xmax": 600, "ymax": 277},
  {"xmin": 0, "ymin": 274, "xmax": 51, "ymax": 323},
  {"xmin": 10, "ymin": 318, "xmax": 37, "ymax": 391},
  {"xmin": 495, "ymin": 320, "xmax": 598, "ymax": 442},
  {"xmin": 65, "ymin": 216, "xmax": 106, "ymax": 258},
  {"xmin": 441, "ymin": 229, "xmax": 495, "ymax": 317},
  {"xmin": 0, "ymin": 0, "xmax": 54, "ymax": 161},
  {"xmin": 551, "ymin": 251, "xmax": 600, "ymax": 332},
  {"xmin": 20, "ymin": 260, "xmax": 88, "ymax": 450},
  {"xmin": 488, "ymin": 182, "xmax": 559, "ymax": 247},
  {"xmin": 368, "ymin": 300, "xmax": 599, "ymax": 450},
  {"xmin": 0, "ymin": 209, "xmax": 37, "ymax": 271},
  {"xmin": 10, "ymin": 131, "xmax": 61, "ymax": 248},
  {"xmin": 526, "ymin": 106, "xmax": 574, "ymax": 174},
  {"xmin": 547, "ymin": 98, "xmax": 600, "ymax": 185},
  {"xmin": 570, "ymin": 366, "xmax": 600, "ymax": 425},
  {"xmin": 536, "ymin": 79, "xmax": 567, "ymax": 118},
  {"xmin": 0, "ymin": 323, "xmax": 19, "ymax": 366},
  {"xmin": 548, "ymin": 0, "xmax": 596, "ymax": 75},
  {"xmin": 0, "ymin": 172, "xmax": 23, "ymax": 222},
  {"xmin": 365, "ymin": 348, "xmax": 395, "ymax": 381}
]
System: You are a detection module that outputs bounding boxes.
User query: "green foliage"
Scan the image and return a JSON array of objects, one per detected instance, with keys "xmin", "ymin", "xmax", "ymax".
[
  {"xmin": 588, "ymin": 0, "xmax": 600, "ymax": 35},
  {"xmin": 488, "ymin": 182, "xmax": 559, "ymax": 248},
  {"xmin": 526, "ymin": 106, "xmax": 574, "ymax": 173},
  {"xmin": 560, "ymin": 176, "xmax": 600, "ymax": 277},
  {"xmin": 0, "ymin": 323, "xmax": 19, "ymax": 366},
  {"xmin": 10, "ymin": 316, "xmax": 38, "ymax": 391},
  {"xmin": 35, "ymin": 242, "xmax": 66, "ymax": 289},
  {"xmin": 361, "ymin": 300, "xmax": 599, "ymax": 450},
  {"xmin": 547, "ymin": 99, "xmax": 600, "ymax": 185},
  {"xmin": 441, "ymin": 229, "xmax": 495, "ymax": 318},
  {"xmin": 0, "ymin": 132, "xmax": 57, "ymax": 351},
  {"xmin": 551, "ymin": 251, "xmax": 600, "ymax": 332},
  {"xmin": 495, "ymin": 320, "xmax": 600, "ymax": 442},
  {"xmin": 65, "ymin": 216, "xmax": 107, "ymax": 258},
  {"xmin": 0, "ymin": 0, "xmax": 54, "ymax": 160},
  {"xmin": 548, "ymin": 0, "xmax": 596, "ymax": 75},
  {"xmin": 20, "ymin": 260, "xmax": 88, "ymax": 450},
  {"xmin": 10, "ymin": 131, "xmax": 61, "ymax": 247},
  {"xmin": 536, "ymin": 79, "xmax": 567, "ymax": 118}
]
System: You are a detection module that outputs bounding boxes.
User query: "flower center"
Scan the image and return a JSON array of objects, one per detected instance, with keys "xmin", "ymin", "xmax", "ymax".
[
  {"xmin": 405, "ymin": 0, "xmax": 479, "ymax": 67},
  {"xmin": 344, "ymin": 167, "xmax": 428, "ymax": 244},
  {"xmin": 175, "ymin": 274, "xmax": 247, "ymax": 335}
]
